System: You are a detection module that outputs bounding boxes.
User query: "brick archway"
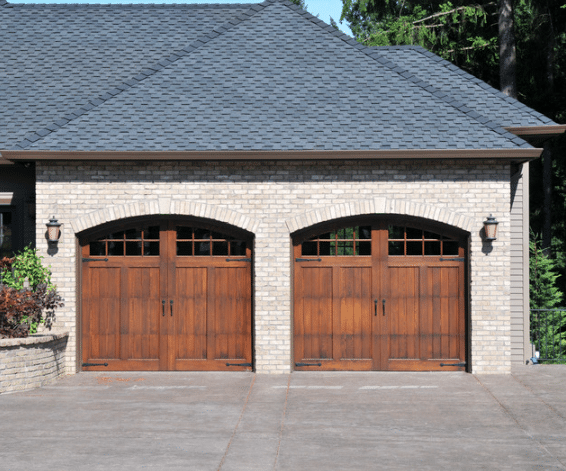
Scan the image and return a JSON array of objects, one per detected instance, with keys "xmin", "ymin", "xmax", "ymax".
[
  {"xmin": 71, "ymin": 198, "xmax": 260, "ymax": 236},
  {"xmin": 285, "ymin": 197, "xmax": 476, "ymax": 235}
]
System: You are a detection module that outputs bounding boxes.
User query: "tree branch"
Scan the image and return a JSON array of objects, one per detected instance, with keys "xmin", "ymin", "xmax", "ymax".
[{"xmin": 413, "ymin": 3, "xmax": 495, "ymax": 24}]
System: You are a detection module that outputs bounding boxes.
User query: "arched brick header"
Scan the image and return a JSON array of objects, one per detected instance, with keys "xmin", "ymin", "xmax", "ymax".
[
  {"xmin": 70, "ymin": 198, "xmax": 261, "ymax": 235},
  {"xmin": 285, "ymin": 197, "xmax": 476, "ymax": 234}
]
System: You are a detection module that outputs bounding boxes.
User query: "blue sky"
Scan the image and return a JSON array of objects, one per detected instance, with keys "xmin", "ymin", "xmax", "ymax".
[{"xmin": 13, "ymin": 0, "xmax": 353, "ymax": 36}]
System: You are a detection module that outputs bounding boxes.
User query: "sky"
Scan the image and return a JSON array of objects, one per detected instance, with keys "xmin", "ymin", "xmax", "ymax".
[{"xmin": 13, "ymin": 0, "xmax": 353, "ymax": 36}]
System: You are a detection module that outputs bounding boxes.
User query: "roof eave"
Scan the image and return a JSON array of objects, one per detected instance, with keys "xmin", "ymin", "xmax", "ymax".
[
  {"xmin": 506, "ymin": 125, "xmax": 566, "ymax": 146},
  {"xmin": 0, "ymin": 148, "xmax": 543, "ymax": 164}
]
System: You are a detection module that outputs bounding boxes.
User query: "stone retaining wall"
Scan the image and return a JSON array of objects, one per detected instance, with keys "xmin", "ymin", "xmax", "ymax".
[{"xmin": 0, "ymin": 330, "xmax": 68, "ymax": 394}]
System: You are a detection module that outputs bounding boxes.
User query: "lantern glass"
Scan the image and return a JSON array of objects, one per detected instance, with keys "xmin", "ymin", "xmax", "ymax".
[
  {"xmin": 47, "ymin": 226, "xmax": 59, "ymax": 242},
  {"xmin": 484, "ymin": 215, "xmax": 498, "ymax": 241},
  {"xmin": 46, "ymin": 216, "xmax": 61, "ymax": 243}
]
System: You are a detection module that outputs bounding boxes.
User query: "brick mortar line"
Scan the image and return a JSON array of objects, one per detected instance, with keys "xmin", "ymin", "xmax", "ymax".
[{"xmin": 473, "ymin": 375, "xmax": 566, "ymax": 469}]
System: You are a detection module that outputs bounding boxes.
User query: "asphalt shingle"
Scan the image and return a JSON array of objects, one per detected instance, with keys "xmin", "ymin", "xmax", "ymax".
[{"xmin": 0, "ymin": 0, "xmax": 548, "ymax": 153}]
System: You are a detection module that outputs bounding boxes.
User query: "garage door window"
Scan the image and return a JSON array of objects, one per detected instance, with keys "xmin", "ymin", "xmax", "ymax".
[
  {"xmin": 89, "ymin": 225, "xmax": 160, "ymax": 256},
  {"xmin": 176, "ymin": 226, "xmax": 248, "ymax": 257},
  {"xmin": 388, "ymin": 225, "xmax": 459, "ymax": 256},
  {"xmin": 301, "ymin": 225, "xmax": 371, "ymax": 256}
]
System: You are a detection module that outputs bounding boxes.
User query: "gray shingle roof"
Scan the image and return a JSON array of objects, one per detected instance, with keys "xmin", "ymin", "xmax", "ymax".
[
  {"xmin": 1, "ymin": 0, "xmax": 545, "ymax": 152},
  {"xmin": 0, "ymin": 2, "xmax": 252, "ymax": 148},
  {"xmin": 375, "ymin": 46, "xmax": 556, "ymax": 128}
]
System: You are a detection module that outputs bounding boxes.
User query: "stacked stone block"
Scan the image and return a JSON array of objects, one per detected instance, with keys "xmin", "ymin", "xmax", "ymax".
[{"xmin": 0, "ymin": 331, "xmax": 68, "ymax": 393}]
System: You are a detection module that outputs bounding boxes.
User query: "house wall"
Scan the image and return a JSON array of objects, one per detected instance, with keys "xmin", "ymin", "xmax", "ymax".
[
  {"xmin": 510, "ymin": 163, "xmax": 530, "ymax": 364},
  {"xmin": 35, "ymin": 159, "xmax": 512, "ymax": 374}
]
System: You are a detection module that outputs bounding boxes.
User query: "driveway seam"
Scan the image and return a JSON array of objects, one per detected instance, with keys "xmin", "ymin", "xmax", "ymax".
[
  {"xmin": 217, "ymin": 374, "xmax": 256, "ymax": 471},
  {"xmin": 512, "ymin": 373, "xmax": 566, "ymax": 421},
  {"xmin": 474, "ymin": 374, "xmax": 566, "ymax": 470},
  {"xmin": 273, "ymin": 374, "xmax": 291, "ymax": 471}
]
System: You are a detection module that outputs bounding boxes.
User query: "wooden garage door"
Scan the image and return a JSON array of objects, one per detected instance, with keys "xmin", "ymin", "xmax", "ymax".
[
  {"xmin": 81, "ymin": 219, "xmax": 252, "ymax": 371},
  {"xmin": 293, "ymin": 218, "xmax": 467, "ymax": 371}
]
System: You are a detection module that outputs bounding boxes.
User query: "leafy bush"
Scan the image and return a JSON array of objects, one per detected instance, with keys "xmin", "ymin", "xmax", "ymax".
[
  {"xmin": 0, "ymin": 248, "xmax": 64, "ymax": 339},
  {"xmin": 0, "ymin": 284, "xmax": 64, "ymax": 338},
  {"xmin": 0, "ymin": 246, "xmax": 53, "ymax": 291}
]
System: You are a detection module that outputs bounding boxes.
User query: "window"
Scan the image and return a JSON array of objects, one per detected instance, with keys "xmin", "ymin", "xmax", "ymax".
[
  {"xmin": 0, "ymin": 208, "xmax": 14, "ymax": 258},
  {"xmin": 89, "ymin": 225, "xmax": 160, "ymax": 256},
  {"xmin": 301, "ymin": 225, "xmax": 371, "ymax": 256},
  {"xmin": 388, "ymin": 225, "xmax": 459, "ymax": 256},
  {"xmin": 176, "ymin": 226, "xmax": 247, "ymax": 257}
]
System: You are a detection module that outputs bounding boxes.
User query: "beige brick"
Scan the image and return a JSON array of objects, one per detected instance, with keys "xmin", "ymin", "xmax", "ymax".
[{"xmin": 36, "ymin": 160, "xmax": 512, "ymax": 374}]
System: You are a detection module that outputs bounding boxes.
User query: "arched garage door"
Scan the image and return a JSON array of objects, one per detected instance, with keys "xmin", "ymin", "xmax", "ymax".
[
  {"xmin": 80, "ymin": 218, "xmax": 253, "ymax": 371},
  {"xmin": 293, "ymin": 217, "xmax": 467, "ymax": 371}
]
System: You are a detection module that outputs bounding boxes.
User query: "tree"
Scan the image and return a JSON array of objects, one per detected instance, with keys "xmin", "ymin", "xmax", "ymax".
[
  {"xmin": 498, "ymin": 0, "xmax": 517, "ymax": 98},
  {"xmin": 530, "ymin": 231, "xmax": 564, "ymax": 309},
  {"xmin": 530, "ymin": 231, "xmax": 566, "ymax": 360},
  {"xmin": 289, "ymin": 0, "xmax": 307, "ymax": 10},
  {"xmin": 340, "ymin": 0, "xmax": 566, "ymax": 303},
  {"xmin": 341, "ymin": 1, "xmax": 501, "ymax": 82}
]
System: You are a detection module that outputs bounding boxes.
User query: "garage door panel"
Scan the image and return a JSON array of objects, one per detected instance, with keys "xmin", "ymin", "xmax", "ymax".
[
  {"xmin": 173, "ymin": 267, "xmax": 208, "ymax": 361},
  {"xmin": 295, "ymin": 266, "xmax": 334, "ymax": 361},
  {"xmin": 428, "ymin": 266, "xmax": 463, "ymax": 361},
  {"xmin": 339, "ymin": 267, "xmax": 372, "ymax": 360},
  {"xmin": 83, "ymin": 266, "xmax": 121, "ymax": 362},
  {"xmin": 123, "ymin": 267, "xmax": 161, "ymax": 362},
  {"xmin": 210, "ymin": 266, "xmax": 251, "ymax": 361},
  {"xmin": 387, "ymin": 266, "xmax": 420, "ymax": 361}
]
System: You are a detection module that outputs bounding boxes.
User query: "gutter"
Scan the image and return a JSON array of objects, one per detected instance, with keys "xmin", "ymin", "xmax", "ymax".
[{"xmin": 0, "ymin": 148, "xmax": 543, "ymax": 164}]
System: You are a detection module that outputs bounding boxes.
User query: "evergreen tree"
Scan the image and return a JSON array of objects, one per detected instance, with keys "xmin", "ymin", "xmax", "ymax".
[{"xmin": 530, "ymin": 232, "xmax": 564, "ymax": 309}]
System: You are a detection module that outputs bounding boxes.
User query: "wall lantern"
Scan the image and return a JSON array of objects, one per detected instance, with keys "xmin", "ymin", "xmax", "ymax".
[
  {"xmin": 46, "ymin": 216, "xmax": 61, "ymax": 244},
  {"xmin": 483, "ymin": 214, "xmax": 498, "ymax": 241}
]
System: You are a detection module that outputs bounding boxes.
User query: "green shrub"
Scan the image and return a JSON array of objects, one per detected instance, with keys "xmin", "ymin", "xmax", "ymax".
[
  {"xmin": 0, "ymin": 246, "xmax": 53, "ymax": 291},
  {"xmin": 0, "ymin": 248, "xmax": 63, "ymax": 339}
]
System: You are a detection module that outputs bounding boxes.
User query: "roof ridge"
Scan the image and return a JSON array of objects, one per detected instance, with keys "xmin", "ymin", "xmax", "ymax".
[
  {"xmin": 273, "ymin": 0, "xmax": 529, "ymax": 148},
  {"xmin": 5, "ymin": 3, "xmax": 256, "ymax": 9},
  {"xmin": 15, "ymin": 1, "xmax": 269, "ymax": 149},
  {"xmin": 360, "ymin": 47, "xmax": 531, "ymax": 148},
  {"xmin": 409, "ymin": 45, "xmax": 555, "ymax": 126}
]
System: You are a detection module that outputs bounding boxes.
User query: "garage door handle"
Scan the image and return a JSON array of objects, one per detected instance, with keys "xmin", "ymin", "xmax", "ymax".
[
  {"xmin": 382, "ymin": 299, "xmax": 386, "ymax": 316},
  {"xmin": 162, "ymin": 300, "xmax": 166, "ymax": 316},
  {"xmin": 170, "ymin": 300, "xmax": 174, "ymax": 316},
  {"xmin": 374, "ymin": 299, "xmax": 378, "ymax": 316}
]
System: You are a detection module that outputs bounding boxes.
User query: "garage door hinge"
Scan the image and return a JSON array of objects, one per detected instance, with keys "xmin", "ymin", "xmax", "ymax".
[
  {"xmin": 295, "ymin": 258, "xmax": 322, "ymax": 262},
  {"xmin": 439, "ymin": 257, "xmax": 465, "ymax": 262},
  {"xmin": 295, "ymin": 362, "xmax": 322, "ymax": 367},
  {"xmin": 439, "ymin": 362, "xmax": 466, "ymax": 367},
  {"xmin": 225, "ymin": 258, "xmax": 252, "ymax": 262},
  {"xmin": 82, "ymin": 258, "xmax": 109, "ymax": 262},
  {"xmin": 226, "ymin": 362, "xmax": 252, "ymax": 367},
  {"xmin": 82, "ymin": 362, "xmax": 109, "ymax": 367}
]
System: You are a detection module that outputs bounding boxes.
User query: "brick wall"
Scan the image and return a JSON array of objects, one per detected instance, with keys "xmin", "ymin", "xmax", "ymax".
[
  {"xmin": 35, "ymin": 159, "xmax": 512, "ymax": 374},
  {"xmin": 0, "ymin": 331, "xmax": 68, "ymax": 393}
]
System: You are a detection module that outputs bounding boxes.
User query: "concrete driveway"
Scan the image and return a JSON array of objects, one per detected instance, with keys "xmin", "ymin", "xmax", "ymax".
[{"xmin": 1, "ymin": 366, "xmax": 565, "ymax": 470}]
